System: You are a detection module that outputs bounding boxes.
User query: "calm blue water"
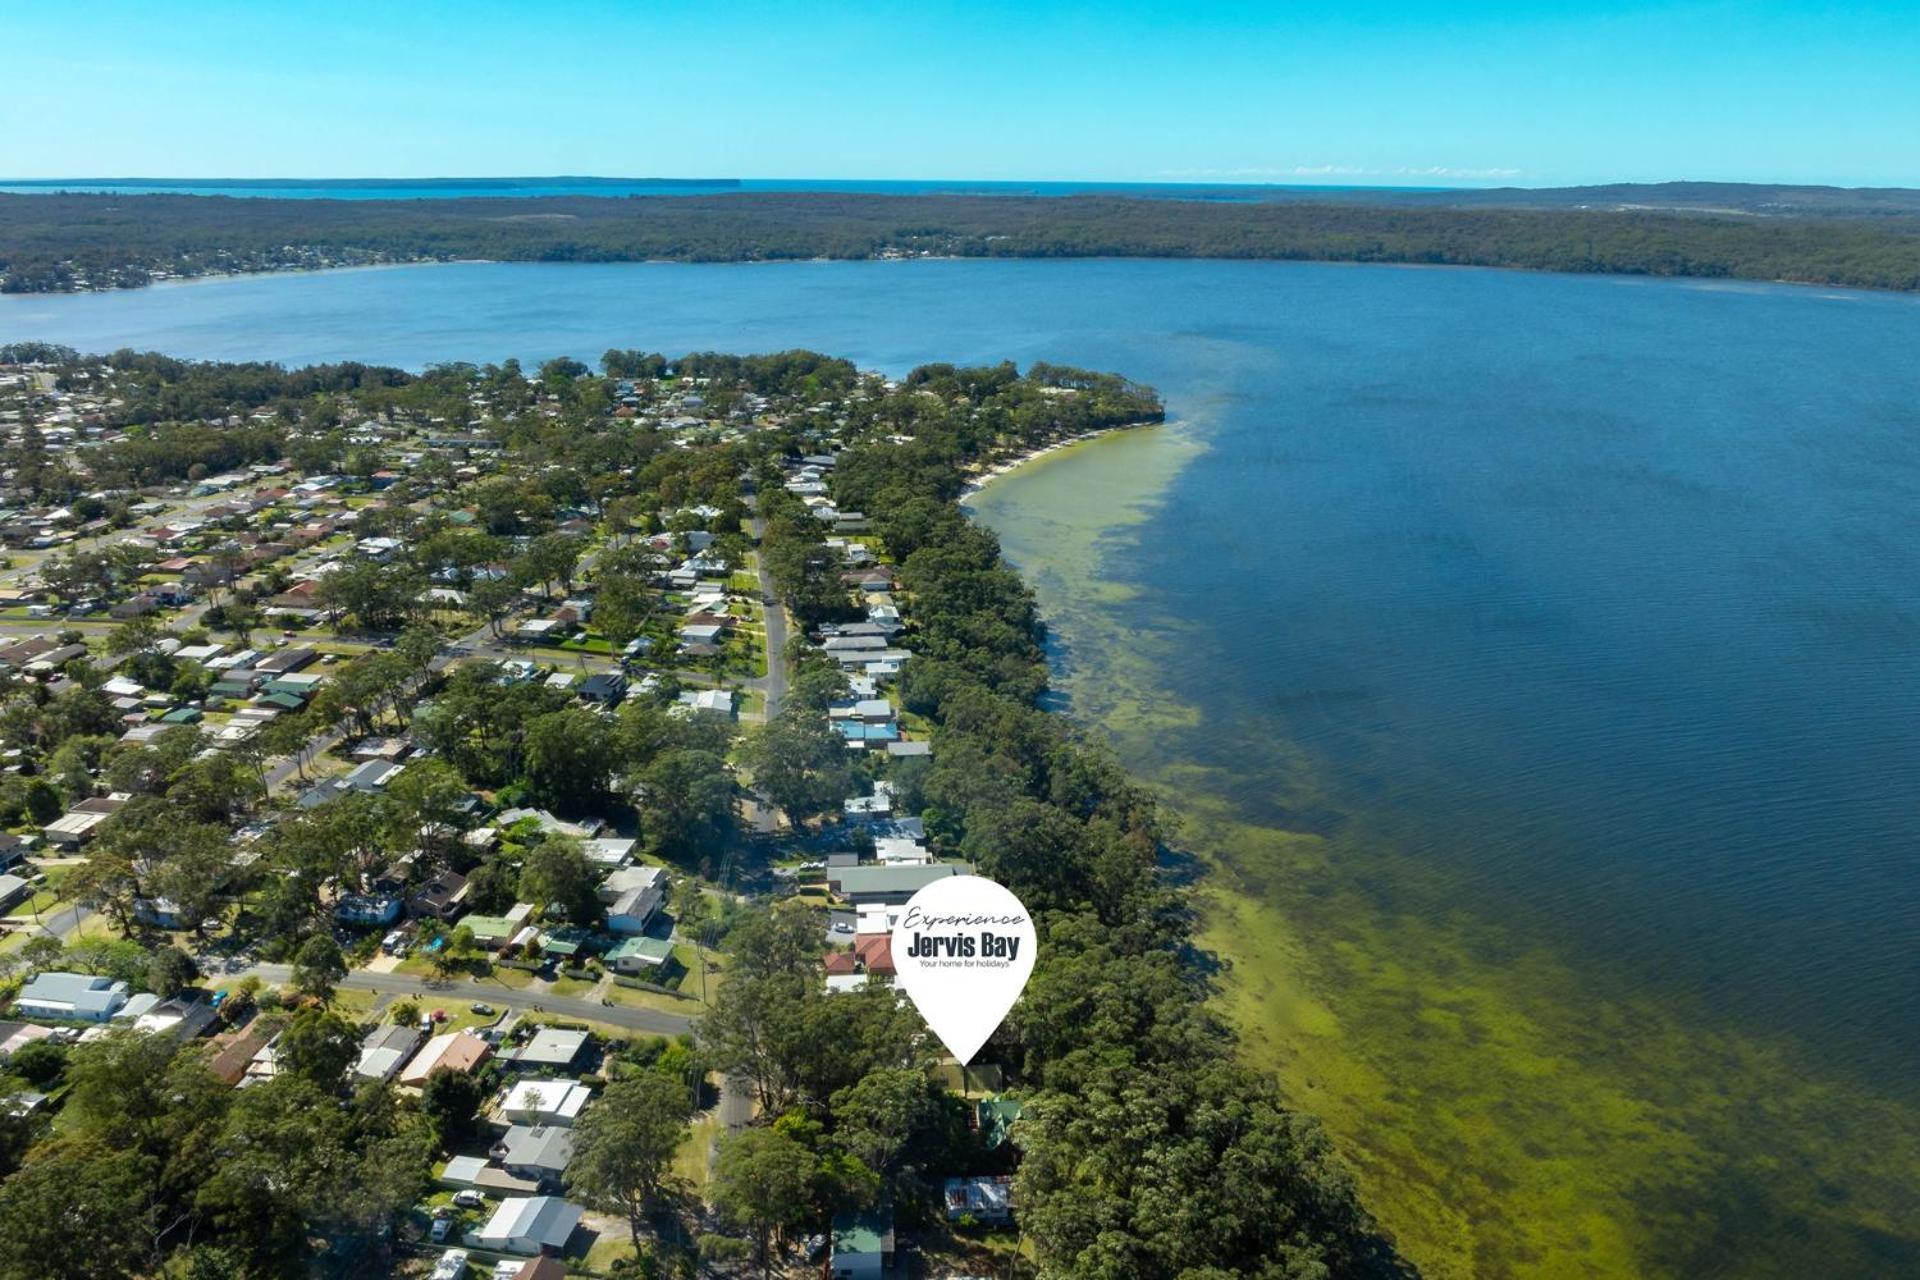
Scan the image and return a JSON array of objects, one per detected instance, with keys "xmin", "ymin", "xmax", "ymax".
[
  {"xmin": 8, "ymin": 258, "xmax": 1916, "ymax": 1052},
  {"xmin": 0, "ymin": 177, "xmax": 1440, "ymax": 202},
  {"xmin": 5, "ymin": 259, "xmax": 1920, "ymax": 1267}
]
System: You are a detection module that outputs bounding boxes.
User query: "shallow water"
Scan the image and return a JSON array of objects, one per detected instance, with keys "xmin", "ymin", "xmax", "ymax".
[{"xmin": 6, "ymin": 258, "xmax": 1920, "ymax": 1276}]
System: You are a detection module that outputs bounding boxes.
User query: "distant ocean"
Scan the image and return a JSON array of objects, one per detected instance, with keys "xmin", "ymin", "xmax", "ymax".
[{"xmin": 0, "ymin": 176, "xmax": 1448, "ymax": 202}]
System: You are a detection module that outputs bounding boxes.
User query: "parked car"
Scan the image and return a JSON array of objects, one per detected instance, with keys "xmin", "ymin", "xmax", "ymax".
[
  {"xmin": 469, "ymin": 1002, "xmax": 495, "ymax": 1016},
  {"xmin": 429, "ymin": 1217, "xmax": 452, "ymax": 1243},
  {"xmin": 452, "ymin": 1190, "xmax": 486, "ymax": 1210}
]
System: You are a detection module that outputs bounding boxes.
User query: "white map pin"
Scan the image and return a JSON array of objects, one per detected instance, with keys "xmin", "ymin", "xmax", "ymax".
[{"xmin": 891, "ymin": 874, "xmax": 1036, "ymax": 1065}]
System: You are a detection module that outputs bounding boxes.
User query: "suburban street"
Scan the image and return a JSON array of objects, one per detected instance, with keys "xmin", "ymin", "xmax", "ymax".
[{"xmin": 743, "ymin": 514, "xmax": 789, "ymax": 720}]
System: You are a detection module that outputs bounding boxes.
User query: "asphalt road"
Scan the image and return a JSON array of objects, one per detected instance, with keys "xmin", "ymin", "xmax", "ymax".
[
  {"xmin": 744, "ymin": 515, "xmax": 790, "ymax": 720},
  {"xmin": 239, "ymin": 962, "xmax": 699, "ymax": 1036}
]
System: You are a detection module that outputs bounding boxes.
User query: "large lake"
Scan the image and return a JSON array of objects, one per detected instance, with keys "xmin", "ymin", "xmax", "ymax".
[{"xmin": 6, "ymin": 260, "xmax": 1920, "ymax": 1277}]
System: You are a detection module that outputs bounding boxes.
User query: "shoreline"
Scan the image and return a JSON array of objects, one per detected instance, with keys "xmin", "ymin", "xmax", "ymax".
[
  {"xmin": 10, "ymin": 253, "xmax": 1920, "ymax": 303},
  {"xmin": 961, "ymin": 396, "xmax": 1920, "ymax": 1280},
  {"xmin": 959, "ymin": 418, "xmax": 1166, "ymax": 500}
]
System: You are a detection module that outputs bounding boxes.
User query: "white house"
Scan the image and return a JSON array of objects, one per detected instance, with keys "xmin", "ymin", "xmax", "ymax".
[
  {"xmin": 598, "ymin": 865, "xmax": 666, "ymax": 935},
  {"xmin": 471, "ymin": 1196, "xmax": 583, "ymax": 1255},
  {"xmin": 499, "ymin": 1078, "xmax": 593, "ymax": 1128},
  {"xmin": 13, "ymin": 972, "xmax": 129, "ymax": 1022}
]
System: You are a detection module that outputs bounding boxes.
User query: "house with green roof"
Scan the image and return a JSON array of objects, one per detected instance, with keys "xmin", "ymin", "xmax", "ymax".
[
  {"xmin": 829, "ymin": 1206, "xmax": 894, "ymax": 1279},
  {"xmin": 464, "ymin": 914, "xmax": 523, "ymax": 950},
  {"xmin": 976, "ymin": 1097, "xmax": 1024, "ymax": 1151},
  {"xmin": 604, "ymin": 935, "xmax": 673, "ymax": 976},
  {"xmin": 537, "ymin": 926, "xmax": 593, "ymax": 959}
]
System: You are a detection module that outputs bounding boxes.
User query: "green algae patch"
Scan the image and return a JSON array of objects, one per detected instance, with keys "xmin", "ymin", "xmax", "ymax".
[{"xmin": 973, "ymin": 423, "xmax": 1920, "ymax": 1280}]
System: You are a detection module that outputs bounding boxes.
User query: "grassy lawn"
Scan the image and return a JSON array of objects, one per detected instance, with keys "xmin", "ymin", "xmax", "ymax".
[
  {"xmin": 415, "ymin": 1003, "xmax": 502, "ymax": 1035},
  {"xmin": 545, "ymin": 975, "xmax": 597, "ymax": 999},
  {"xmin": 327, "ymin": 988, "xmax": 382, "ymax": 1021},
  {"xmin": 603, "ymin": 982, "xmax": 703, "ymax": 1016},
  {"xmin": 673, "ymin": 1109, "xmax": 723, "ymax": 1191},
  {"xmin": 581, "ymin": 1234, "xmax": 637, "ymax": 1274},
  {"xmin": 4, "ymin": 865, "xmax": 73, "ymax": 919},
  {"xmin": 483, "ymin": 965, "xmax": 540, "ymax": 990}
]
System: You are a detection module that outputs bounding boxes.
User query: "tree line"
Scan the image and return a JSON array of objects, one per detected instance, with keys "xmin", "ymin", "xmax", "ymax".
[{"xmin": 3, "ymin": 190, "xmax": 1918, "ymax": 293}]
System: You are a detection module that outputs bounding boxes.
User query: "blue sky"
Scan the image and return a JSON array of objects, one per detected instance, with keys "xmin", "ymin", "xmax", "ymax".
[{"xmin": 7, "ymin": 0, "xmax": 1918, "ymax": 186}]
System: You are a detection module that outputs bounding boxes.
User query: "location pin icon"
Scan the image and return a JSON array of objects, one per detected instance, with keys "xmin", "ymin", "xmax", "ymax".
[{"xmin": 891, "ymin": 875, "xmax": 1036, "ymax": 1065}]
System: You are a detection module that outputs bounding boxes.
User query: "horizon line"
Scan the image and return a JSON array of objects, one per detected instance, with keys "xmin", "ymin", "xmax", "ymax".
[{"xmin": 4, "ymin": 175, "xmax": 1917, "ymax": 194}]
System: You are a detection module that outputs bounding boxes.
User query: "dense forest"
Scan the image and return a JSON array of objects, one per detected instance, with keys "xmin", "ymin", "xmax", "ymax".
[{"xmin": 3, "ymin": 189, "xmax": 1918, "ymax": 293}]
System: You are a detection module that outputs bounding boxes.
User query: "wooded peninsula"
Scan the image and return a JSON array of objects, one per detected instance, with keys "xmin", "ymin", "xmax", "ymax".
[{"xmin": 3, "ymin": 187, "xmax": 1918, "ymax": 293}]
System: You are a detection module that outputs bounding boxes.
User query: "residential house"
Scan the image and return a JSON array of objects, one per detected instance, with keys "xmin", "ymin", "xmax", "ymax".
[
  {"xmin": 604, "ymin": 935, "xmax": 673, "ymax": 977},
  {"xmin": 507, "ymin": 1027, "xmax": 589, "ymax": 1073},
  {"xmin": 409, "ymin": 870, "xmax": 471, "ymax": 922},
  {"xmin": 577, "ymin": 672, "xmax": 628, "ymax": 706},
  {"xmin": 675, "ymin": 688, "xmax": 733, "ymax": 717},
  {"xmin": 491, "ymin": 1125, "xmax": 576, "ymax": 1189},
  {"xmin": 41, "ymin": 793, "xmax": 130, "ymax": 849},
  {"xmin": 335, "ymin": 893, "xmax": 403, "ymax": 927},
  {"xmin": 470, "ymin": 1196, "xmax": 583, "ymax": 1256},
  {"xmin": 207, "ymin": 1025, "xmax": 274, "ymax": 1087},
  {"xmin": 599, "ymin": 865, "xmax": 666, "ymax": 935},
  {"xmin": 298, "ymin": 758, "xmax": 405, "ymax": 809},
  {"xmin": 399, "ymin": 1030, "xmax": 494, "ymax": 1087},
  {"xmin": 0, "ymin": 1023, "xmax": 55, "ymax": 1065},
  {"xmin": 0, "ymin": 873, "xmax": 28, "ymax": 914},
  {"xmin": 438, "ymin": 1154, "xmax": 540, "ymax": 1197},
  {"xmin": 944, "ymin": 1175, "xmax": 1014, "ymax": 1224},
  {"xmin": 14, "ymin": 972, "xmax": 129, "ymax": 1022},
  {"xmin": 829, "ymin": 1207, "xmax": 895, "ymax": 1280},
  {"xmin": 356, "ymin": 1023, "xmax": 426, "ymax": 1084},
  {"xmin": 498, "ymin": 1078, "xmax": 593, "ymax": 1128},
  {"xmin": 464, "ymin": 903, "xmax": 538, "ymax": 952},
  {"xmin": 869, "ymin": 827, "xmax": 930, "ymax": 863},
  {"xmin": 254, "ymin": 645, "xmax": 316, "ymax": 675},
  {"xmin": 825, "ymin": 934, "xmax": 896, "ymax": 994},
  {"xmin": 828, "ymin": 863, "xmax": 972, "ymax": 907},
  {"xmin": 118, "ymin": 994, "xmax": 218, "ymax": 1040},
  {"xmin": 497, "ymin": 809, "xmax": 603, "ymax": 840},
  {"xmin": 975, "ymin": 1097, "xmax": 1024, "ymax": 1150},
  {"xmin": 581, "ymin": 836, "xmax": 634, "ymax": 869}
]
